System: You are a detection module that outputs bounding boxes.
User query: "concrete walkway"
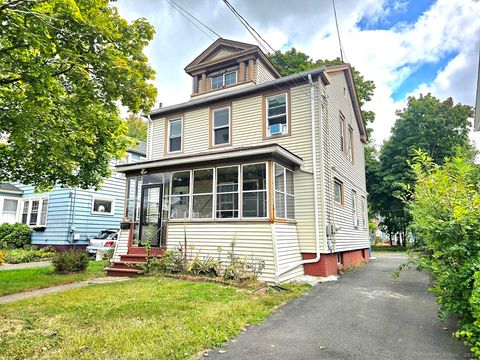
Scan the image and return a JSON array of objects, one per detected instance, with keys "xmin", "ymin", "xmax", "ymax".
[
  {"xmin": 0, "ymin": 277, "xmax": 130, "ymax": 304},
  {"xmin": 0, "ymin": 261, "xmax": 51, "ymax": 271},
  {"xmin": 209, "ymin": 253, "xmax": 471, "ymax": 360}
]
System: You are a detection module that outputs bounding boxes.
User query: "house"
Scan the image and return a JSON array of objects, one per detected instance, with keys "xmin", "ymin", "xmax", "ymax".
[
  {"xmin": 0, "ymin": 143, "xmax": 146, "ymax": 250},
  {"xmin": 109, "ymin": 39, "xmax": 370, "ymax": 282}
]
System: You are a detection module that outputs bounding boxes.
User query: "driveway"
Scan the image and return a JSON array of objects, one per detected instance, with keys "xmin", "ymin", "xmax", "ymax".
[{"xmin": 209, "ymin": 253, "xmax": 470, "ymax": 360}]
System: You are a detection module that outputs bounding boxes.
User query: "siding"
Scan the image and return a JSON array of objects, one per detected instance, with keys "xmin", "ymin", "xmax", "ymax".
[
  {"xmin": 256, "ymin": 60, "xmax": 276, "ymax": 84},
  {"xmin": 166, "ymin": 222, "xmax": 276, "ymax": 282},
  {"xmin": 324, "ymin": 71, "xmax": 370, "ymax": 252},
  {"xmin": 274, "ymin": 223, "xmax": 304, "ymax": 282}
]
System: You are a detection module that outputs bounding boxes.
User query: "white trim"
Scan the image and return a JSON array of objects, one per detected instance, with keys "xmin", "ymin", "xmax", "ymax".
[
  {"xmin": 273, "ymin": 163, "xmax": 295, "ymax": 220},
  {"xmin": 91, "ymin": 195, "xmax": 116, "ymax": 216},
  {"xmin": 169, "ymin": 170, "xmax": 191, "ymax": 220},
  {"xmin": 191, "ymin": 168, "xmax": 214, "ymax": 220},
  {"xmin": 167, "ymin": 117, "xmax": 183, "ymax": 154},
  {"xmin": 0, "ymin": 196, "xmax": 21, "ymax": 224},
  {"xmin": 215, "ymin": 164, "xmax": 240, "ymax": 219},
  {"xmin": 266, "ymin": 93, "xmax": 289, "ymax": 137},
  {"xmin": 212, "ymin": 106, "xmax": 231, "ymax": 146},
  {"xmin": 241, "ymin": 162, "xmax": 269, "ymax": 219},
  {"xmin": 19, "ymin": 196, "xmax": 49, "ymax": 226}
]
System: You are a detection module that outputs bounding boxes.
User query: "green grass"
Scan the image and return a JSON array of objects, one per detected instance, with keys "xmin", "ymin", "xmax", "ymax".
[
  {"xmin": 0, "ymin": 261, "xmax": 106, "ymax": 296},
  {"xmin": 371, "ymin": 245, "xmax": 408, "ymax": 252},
  {"xmin": 0, "ymin": 277, "xmax": 309, "ymax": 360}
]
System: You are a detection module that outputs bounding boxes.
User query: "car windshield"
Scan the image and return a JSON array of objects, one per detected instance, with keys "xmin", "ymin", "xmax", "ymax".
[{"xmin": 96, "ymin": 231, "xmax": 115, "ymax": 239}]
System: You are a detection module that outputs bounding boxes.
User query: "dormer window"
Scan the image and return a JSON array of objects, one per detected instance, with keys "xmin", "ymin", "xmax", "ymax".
[{"xmin": 211, "ymin": 70, "xmax": 237, "ymax": 90}]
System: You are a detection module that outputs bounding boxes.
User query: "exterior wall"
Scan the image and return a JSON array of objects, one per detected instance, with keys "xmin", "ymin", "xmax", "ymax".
[
  {"xmin": 256, "ymin": 59, "xmax": 276, "ymax": 84},
  {"xmin": 274, "ymin": 223, "xmax": 304, "ymax": 282},
  {"xmin": 324, "ymin": 71, "xmax": 370, "ymax": 252},
  {"xmin": 166, "ymin": 222, "xmax": 277, "ymax": 282},
  {"xmin": 302, "ymin": 249, "xmax": 368, "ymax": 277}
]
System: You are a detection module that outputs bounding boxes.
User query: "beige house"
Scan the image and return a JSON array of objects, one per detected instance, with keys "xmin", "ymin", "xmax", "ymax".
[{"xmin": 108, "ymin": 39, "xmax": 370, "ymax": 283}]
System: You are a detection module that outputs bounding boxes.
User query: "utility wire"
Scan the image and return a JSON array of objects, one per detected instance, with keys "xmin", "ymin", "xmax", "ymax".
[
  {"xmin": 332, "ymin": 0, "xmax": 346, "ymax": 63},
  {"xmin": 168, "ymin": 0, "xmax": 222, "ymax": 39}
]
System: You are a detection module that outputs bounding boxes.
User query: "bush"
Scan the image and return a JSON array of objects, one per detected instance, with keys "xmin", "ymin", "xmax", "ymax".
[
  {"xmin": 3, "ymin": 247, "xmax": 56, "ymax": 264},
  {"xmin": 187, "ymin": 255, "xmax": 220, "ymax": 276},
  {"xmin": 0, "ymin": 223, "xmax": 32, "ymax": 249},
  {"xmin": 52, "ymin": 250, "xmax": 89, "ymax": 274},
  {"xmin": 0, "ymin": 250, "xmax": 5, "ymax": 265}
]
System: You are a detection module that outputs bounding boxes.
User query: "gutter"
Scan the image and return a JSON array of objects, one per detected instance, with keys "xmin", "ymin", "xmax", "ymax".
[{"xmin": 275, "ymin": 74, "xmax": 324, "ymax": 282}]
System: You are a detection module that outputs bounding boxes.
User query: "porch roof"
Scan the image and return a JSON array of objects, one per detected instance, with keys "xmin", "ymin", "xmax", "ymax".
[
  {"xmin": 0, "ymin": 183, "xmax": 23, "ymax": 195},
  {"xmin": 115, "ymin": 144, "xmax": 303, "ymax": 173}
]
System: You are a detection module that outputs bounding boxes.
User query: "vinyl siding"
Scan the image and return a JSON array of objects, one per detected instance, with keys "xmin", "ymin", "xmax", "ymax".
[
  {"xmin": 166, "ymin": 222, "xmax": 277, "ymax": 282},
  {"xmin": 324, "ymin": 71, "xmax": 369, "ymax": 252},
  {"xmin": 274, "ymin": 223, "xmax": 304, "ymax": 282},
  {"xmin": 256, "ymin": 60, "xmax": 276, "ymax": 84}
]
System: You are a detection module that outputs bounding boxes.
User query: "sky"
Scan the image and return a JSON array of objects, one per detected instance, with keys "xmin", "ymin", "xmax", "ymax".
[{"xmin": 115, "ymin": 0, "xmax": 480, "ymax": 148}]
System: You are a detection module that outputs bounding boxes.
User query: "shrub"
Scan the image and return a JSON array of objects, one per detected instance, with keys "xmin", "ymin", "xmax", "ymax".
[
  {"xmin": 0, "ymin": 223, "xmax": 32, "ymax": 249},
  {"xmin": 187, "ymin": 255, "xmax": 220, "ymax": 276},
  {"xmin": 3, "ymin": 247, "xmax": 56, "ymax": 264},
  {"xmin": 0, "ymin": 250, "xmax": 5, "ymax": 265},
  {"xmin": 52, "ymin": 250, "xmax": 89, "ymax": 274}
]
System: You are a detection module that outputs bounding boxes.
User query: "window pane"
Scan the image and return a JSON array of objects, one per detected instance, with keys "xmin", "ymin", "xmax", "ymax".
[
  {"xmin": 170, "ymin": 195, "xmax": 189, "ymax": 219},
  {"xmin": 40, "ymin": 199, "xmax": 48, "ymax": 225},
  {"xmin": 29, "ymin": 200, "xmax": 39, "ymax": 225},
  {"xmin": 193, "ymin": 194, "xmax": 213, "ymax": 218},
  {"xmin": 93, "ymin": 199, "xmax": 112, "ymax": 214},
  {"xmin": 268, "ymin": 115, "xmax": 287, "ymax": 126},
  {"xmin": 243, "ymin": 164, "xmax": 266, "ymax": 191},
  {"xmin": 169, "ymin": 120, "xmax": 182, "ymax": 137},
  {"xmin": 286, "ymin": 170, "xmax": 294, "ymax": 195},
  {"xmin": 275, "ymin": 191, "xmax": 285, "ymax": 218},
  {"xmin": 334, "ymin": 182, "xmax": 342, "ymax": 203},
  {"xmin": 274, "ymin": 164, "xmax": 284, "ymax": 192},
  {"xmin": 242, "ymin": 192, "xmax": 266, "ymax": 218},
  {"xmin": 217, "ymin": 167, "xmax": 238, "ymax": 192},
  {"xmin": 286, "ymin": 195, "xmax": 295, "ymax": 219},
  {"xmin": 169, "ymin": 137, "xmax": 181, "ymax": 152},
  {"xmin": 172, "ymin": 171, "xmax": 190, "ymax": 195},
  {"xmin": 22, "ymin": 200, "xmax": 29, "ymax": 224},
  {"xmin": 267, "ymin": 94, "xmax": 286, "ymax": 115},
  {"xmin": 214, "ymin": 127, "xmax": 229, "ymax": 145},
  {"xmin": 216, "ymin": 193, "xmax": 238, "ymax": 218},
  {"xmin": 224, "ymin": 71, "xmax": 236, "ymax": 85},
  {"xmin": 213, "ymin": 108, "xmax": 229, "ymax": 127},
  {"xmin": 212, "ymin": 75, "xmax": 223, "ymax": 89},
  {"xmin": 193, "ymin": 169, "xmax": 213, "ymax": 194},
  {"xmin": 3, "ymin": 199, "xmax": 18, "ymax": 213}
]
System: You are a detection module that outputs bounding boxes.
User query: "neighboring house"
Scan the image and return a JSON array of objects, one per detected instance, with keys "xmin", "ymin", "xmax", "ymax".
[
  {"xmin": 109, "ymin": 39, "xmax": 370, "ymax": 282},
  {"xmin": 0, "ymin": 143, "xmax": 146, "ymax": 249}
]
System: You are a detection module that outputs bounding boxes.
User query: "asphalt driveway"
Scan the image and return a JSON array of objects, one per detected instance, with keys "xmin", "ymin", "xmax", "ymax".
[{"xmin": 209, "ymin": 253, "xmax": 470, "ymax": 360}]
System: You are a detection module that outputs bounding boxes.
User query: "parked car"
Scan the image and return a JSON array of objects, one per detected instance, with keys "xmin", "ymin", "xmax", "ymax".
[{"xmin": 86, "ymin": 229, "xmax": 119, "ymax": 256}]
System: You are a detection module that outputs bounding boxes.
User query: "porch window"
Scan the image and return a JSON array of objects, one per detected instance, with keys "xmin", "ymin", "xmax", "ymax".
[
  {"xmin": 92, "ymin": 196, "xmax": 114, "ymax": 215},
  {"xmin": 274, "ymin": 164, "xmax": 295, "ymax": 219},
  {"xmin": 170, "ymin": 171, "xmax": 190, "ymax": 219},
  {"xmin": 266, "ymin": 93, "xmax": 288, "ymax": 136},
  {"xmin": 1, "ymin": 199, "xmax": 18, "ymax": 223},
  {"xmin": 212, "ymin": 107, "xmax": 230, "ymax": 146},
  {"xmin": 242, "ymin": 163, "xmax": 267, "ymax": 218},
  {"xmin": 192, "ymin": 169, "xmax": 213, "ymax": 219},
  {"xmin": 216, "ymin": 166, "xmax": 239, "ymax": 218},
  {"xmin": 168, "ymin": 118, "xmax": 182, "ymax": 153}
]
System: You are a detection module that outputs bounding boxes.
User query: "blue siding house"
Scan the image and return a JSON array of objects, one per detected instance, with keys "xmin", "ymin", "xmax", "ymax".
[{"xmin": 0, "ymin": 144, "xmax": 145, "ymax": 249}]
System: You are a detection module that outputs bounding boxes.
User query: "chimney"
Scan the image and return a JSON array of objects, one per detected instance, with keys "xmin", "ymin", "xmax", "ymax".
[{"xmin": 158, "ymin": 102, "xmax": 163, "ymax": 108}]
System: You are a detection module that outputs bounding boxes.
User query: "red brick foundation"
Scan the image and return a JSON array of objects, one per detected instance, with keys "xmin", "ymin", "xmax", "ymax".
[{"xmin": 302, "ymin": 248, "xmax": 369, "ymax": 277}]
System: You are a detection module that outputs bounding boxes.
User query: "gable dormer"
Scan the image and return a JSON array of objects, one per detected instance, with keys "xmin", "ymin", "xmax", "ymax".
[{"xmin": 185, "ymin": 38, "xmax": 281, "ymax": 97}]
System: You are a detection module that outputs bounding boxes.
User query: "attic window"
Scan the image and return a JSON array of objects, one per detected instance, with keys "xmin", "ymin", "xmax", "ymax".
[{"xmin": 211, "ymin": 71, "xmax": 237, "ymax": 90}]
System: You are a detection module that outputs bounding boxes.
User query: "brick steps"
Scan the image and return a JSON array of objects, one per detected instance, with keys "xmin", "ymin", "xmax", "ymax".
[{"xmin": 107, "ymin": 253, "xmax": 162, "ymax": 277}]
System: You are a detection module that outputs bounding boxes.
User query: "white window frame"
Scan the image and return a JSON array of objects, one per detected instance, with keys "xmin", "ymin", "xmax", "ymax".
[
  {"xmin": 20, "ymin": 196, "xmax": 49, "ymax": 226},
  {"xmin": 339, "ymin": 113, "xmax": 346, "ymax": 152},
  {"xmin": 266, "ymin": 93, "xmax": 289, "ymax": 137},
  {"xmin": 347, "ymin": 125, "xmax": 354, "ymax": 162},
  {"xmin": 352, "ymin": 190, "xmax": 358, "ymax": 228},
  {"xmin": 167, "ymin": 117, "xmax": 183, "ymax": 154},
  {"xmin": 241, "ymin": 162, "xmax": 268, "ymax": 219},
  {"xmin": 215, "ymin": 165, "xmax": 240, "ymax": 220},
  {"xmin": 212, "ymin": 106, "xmax": 231, "ymax": 146},
  {"xmin": 274, "ymin": 163, "xmax": 295, "ymax": 220},
  {"xmin": 169, "ymin": 170, "xmax": 191, "ymax": 220},
  {"xmin": 211, "ymin": 70, "xmax": 237, "ymax": 90},
  {"xmin": 334, "ymin": 178, "xmax": 344, "ymax": 206},
  {"xmin": 191, "ymin": 168, "xmax": 214, "ymax": 220},
  {"xmin": 91, "ymin": 195, "xmax": 115, "ymax": 216},
  {"xmin": 0, "ymin": 197, "xmax": 21, "ymax": 224},
  {"xmin": 361, "ymin": 196, "xmax": 367, "ymax": 229}
]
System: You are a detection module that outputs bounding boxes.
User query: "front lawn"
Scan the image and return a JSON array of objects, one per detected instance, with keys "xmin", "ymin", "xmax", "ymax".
[
  {"xmin": 0, "ymin": 261, "xmax": 106, "ymax": 296},
  {"xmin": 0, "ymin": 277, "xmax": 309, "ymax": 359}
]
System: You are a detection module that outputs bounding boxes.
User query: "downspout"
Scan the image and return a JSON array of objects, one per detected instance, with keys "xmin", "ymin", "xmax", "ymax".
[{"xmin": 275, "ymin": 74, "xmax": 324, "ymax": 282}]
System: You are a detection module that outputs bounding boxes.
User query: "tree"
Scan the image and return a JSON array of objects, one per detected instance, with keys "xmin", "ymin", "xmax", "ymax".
[
  {"xmin": 125, "ymin": 115, "xmax": 148, "ymax": 143},
  {"xmin": 0, "ymin": 0, "xmax": 157, "ymax": 190},
  {"xmin": 268, "ymin": 48, "xmax": 376, "ymax": 127},
  {"xmin": 377, "ymin": 94, "xmax": 474, "ymax": 244}
]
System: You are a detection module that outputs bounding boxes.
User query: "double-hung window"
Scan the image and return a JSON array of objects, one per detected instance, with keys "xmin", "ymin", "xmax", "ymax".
[
  {"xmin": 334, "ymin": 178, "xmax": 344, "ymax": 205},
  {"xmin": 266, "ymin": 93, "xmax": 288, "ymax": 136},
  {"xmin": 1, "ymin": 199, "xmax": 19, "ymax": 224},
  {"xmin": 361, "ymin": 196, "xmax": 367, "ymax": 229},
  {"xmin": 212, "ymin": 107, "xmax": 230, "ymax": 146},
  {"xmin": 170, "ymin": 171, "xmax": 190, "ymax": 219},
  {"xmin": 211, "ymin": 71, "xmax": 237, "ymax": 90},
  {"xmin": 192, "ymin": 169, "xmax": 213, "ymax": 219},
  {"xmin": 216, "ymin": 166, "xmax": 239, "ymax": 218},
  {"xmin": 242, "ymin": 163, "xmax": 267, "ymax": 218},
  {"xmin": 347, "ymin": 125, "xmax": 354, "ymax": 162},
  {"xmin": 339, "ymin": 114, "xmax": 346, "ymax": 152},
  {"xmin": 21, "ymin": 198, "xmax": 48, "ymax": 226},
  {"xmin": 352, "ymin": 190, "xmax": 358, "ymax": 227},
  {"xmin": 274, "ymin": 164, "xmax": 295, "ymax": 219},
  {"xmin": 29, "ymin": 200, "xmax": 39, "ymax": 226},
  {"xmin": 168, "ymin": 118, "xmax": 182, "ymax": 153}
]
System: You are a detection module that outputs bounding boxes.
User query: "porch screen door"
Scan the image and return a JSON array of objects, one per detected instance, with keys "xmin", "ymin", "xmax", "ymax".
[{"xmin": 139, "ymin": 184, "xmax": 163, "ymax": 247}]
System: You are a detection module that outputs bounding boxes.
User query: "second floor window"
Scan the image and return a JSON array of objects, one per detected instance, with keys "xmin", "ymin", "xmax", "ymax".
[
  {"xmin": 211, "ymin": 71, "xmax": 237, "ymax": 90},
  {"xmin": 339, "ymin": 114, "xmax": 345, "ymax": 152},
  {"xmin": 347, "ymin": 125, "xmax": 354, "ymax": 162},
  {"xmin": 266, "ymin": 93, "xmax": 288, "ymax": 136},
  {"xmin": 168, "ymin": 118, "xmax": 182, "ymax": 153},
  {"xmin": 212, "ymin": 107, "xmax": 230, "ymax": 146}
]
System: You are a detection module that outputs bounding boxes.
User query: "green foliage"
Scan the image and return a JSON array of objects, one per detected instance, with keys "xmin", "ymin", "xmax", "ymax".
[
  {"xmin": 3, "ymin": 246, "xmax": 56, "ymax": 264},
  {"xmin": 0, "ymin": 223, "xmax": 32, "ymax": 249},
  {"xmin": 52, "ymin": 250, "xmax": 89, "ymax": 273},
  {"xmin": 0, "ymin": 0, "xmax": 157, "ymax": 190},
  {"xmin": 187, "ymin": 254, "xmax": 221, "ymax": 276},
  {"xmin": 125, "ymin": 114, "xmax": 148, "ymax": 143},
  {"xmin": 407, "ymin": 152, "xmax": 480, "ymax": 356},
  {"xmin": 139, "ymin": 249, "xmax": 185, "ymax": 275},
  {"xmin": 268, "ymin": 49, "xmax": 376, "ymax": 125},
  {"xmin": 0, "ymin": 249, "xmax": 5, "ymax": 264}
]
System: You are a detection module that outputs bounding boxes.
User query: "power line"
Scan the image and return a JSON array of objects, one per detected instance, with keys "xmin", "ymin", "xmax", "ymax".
[{"xmin": 168, "ymin": 0, "xmax": 222, "ymax": 39}]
